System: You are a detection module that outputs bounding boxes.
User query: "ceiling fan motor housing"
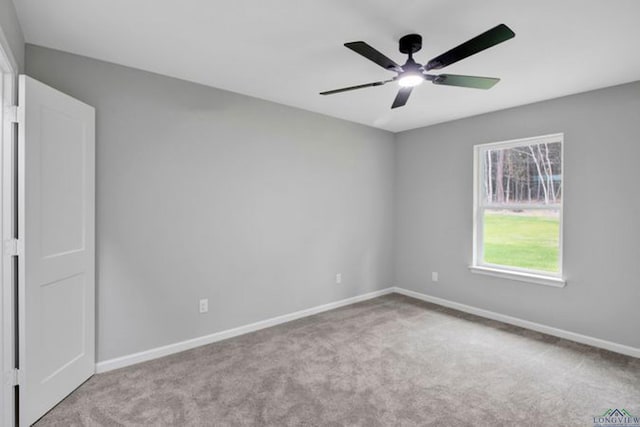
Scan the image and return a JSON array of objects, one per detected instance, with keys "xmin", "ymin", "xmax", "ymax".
[{"xmin": 399, "ymin": 34, "xmax": 422, "ymax": 55}]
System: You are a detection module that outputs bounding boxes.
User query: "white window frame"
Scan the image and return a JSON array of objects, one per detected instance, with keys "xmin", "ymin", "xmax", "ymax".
[{"xmin": 470, "ymin": 133, "xmax": 566, "ymax": 287}]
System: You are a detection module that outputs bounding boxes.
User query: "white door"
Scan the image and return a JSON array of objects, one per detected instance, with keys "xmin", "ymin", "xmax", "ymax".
[{"xmin": 17, "ymin": 75, "xmax": 95, "ymax": 426}]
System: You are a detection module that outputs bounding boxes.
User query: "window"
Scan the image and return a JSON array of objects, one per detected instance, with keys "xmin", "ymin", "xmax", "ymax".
[{"xmin": 471, "ymin": 134, "xmax": 564, "ymax": 286}]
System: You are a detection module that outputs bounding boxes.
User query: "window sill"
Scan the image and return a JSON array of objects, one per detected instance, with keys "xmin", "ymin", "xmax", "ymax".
[{"xmin": 469, "ymin": 265, "xmax": 566, "ymax": 288}]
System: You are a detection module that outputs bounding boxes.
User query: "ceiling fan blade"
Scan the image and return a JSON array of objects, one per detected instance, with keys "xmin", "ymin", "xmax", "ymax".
[
  {"xmin": 320, "ymin": 79, "xmax": 393, "ymax": 95},
  {"xmin": 425, "ymin": 24, "xmax": 515, "ymax": 71},
  {"xmin": 344, "ymin": 41, "xmax": 403, "ymax": 72},
  {"xmin": 432, "ymin": 74, "xmax": 500, "ymax": 89},
  {"xmin": 391, "ymin": 87, "xmax": 413, "ymax": 109}
]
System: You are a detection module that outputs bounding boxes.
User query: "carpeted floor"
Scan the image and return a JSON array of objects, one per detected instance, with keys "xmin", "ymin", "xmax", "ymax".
[{"xmin": 35, "ymin": 294, "xmax": 640, "ymax": 426}]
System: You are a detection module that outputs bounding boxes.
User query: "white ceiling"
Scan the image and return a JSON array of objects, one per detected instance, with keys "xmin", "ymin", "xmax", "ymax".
[{"xmin": 12, "ymin": 0, "xmax": 640, "ymax": 132}]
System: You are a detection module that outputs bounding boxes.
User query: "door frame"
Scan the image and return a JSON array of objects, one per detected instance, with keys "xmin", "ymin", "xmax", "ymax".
[{"xmin": 0, "ymin": 26, "xmax": 18, "ymax": 427}]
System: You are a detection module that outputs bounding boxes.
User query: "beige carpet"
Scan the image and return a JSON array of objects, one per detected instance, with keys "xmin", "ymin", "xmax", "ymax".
[{"xmin": 35, "ymin": 294, "xmax": 640, "ymax": 426}]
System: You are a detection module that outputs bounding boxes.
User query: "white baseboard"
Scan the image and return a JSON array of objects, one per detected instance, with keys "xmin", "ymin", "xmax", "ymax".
[
  {"xmin": 96, "ymin": 287, "xmax": 394, "ymax": 373},
  {"xmin": 97, "ymin": 285, "xmax": 638, "ymax": 373},
  {"xmin": 392, "ymin": 287, "xmax": 640, "ymax": 359}
]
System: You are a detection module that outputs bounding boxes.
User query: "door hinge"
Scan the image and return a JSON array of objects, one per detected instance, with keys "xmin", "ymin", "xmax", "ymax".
[
  {"xmin": 4, "ymin": 238, "xmax": 22, "ymax": 256},
  {"xmin": 10, "ymin": 369, "xmax": 23, "ymax": 386},
  {"xmin": 5, "ymin": 105, "xmax": 20, "ymax": 124}
]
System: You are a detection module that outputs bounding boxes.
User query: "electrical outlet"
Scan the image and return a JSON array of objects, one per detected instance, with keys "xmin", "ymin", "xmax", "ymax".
[
  {"xmin": 431, "ymin": 272, "xmax": 439, "ymax": 282},
  {"xmin": 199, "ymin": 298, "xmax": 208, "ymax": 313},
  {"xmin": 336, "ymin": 273, "xmax": 342, "ymax": 284}
]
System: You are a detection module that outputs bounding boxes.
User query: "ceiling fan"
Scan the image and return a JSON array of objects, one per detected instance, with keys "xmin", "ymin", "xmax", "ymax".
[{"xmin": 320, "ymin": 24, "xmax": 515, "ymax": 109}]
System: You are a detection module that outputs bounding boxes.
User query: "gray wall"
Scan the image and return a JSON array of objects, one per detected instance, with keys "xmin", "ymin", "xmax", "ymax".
[
  {"xmin": 26, "ymin": 45, "xmax": 395, "ymax": 362},
  {"xmin": 25, "ymin": 42, "xmax": 640, "ymax": 360},
  {"xmin": 0, "ymin": 0, "xmax": 24, "ymax": 70},
  {"xmin": 395, "ymin": 81, "xmax": 640, "ymax": 348}
]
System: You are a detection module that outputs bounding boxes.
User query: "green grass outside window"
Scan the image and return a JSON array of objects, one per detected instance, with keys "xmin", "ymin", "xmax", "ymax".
[{"xmin": 483, "ymin": 212, "xmax": 559, "ymax": 272}]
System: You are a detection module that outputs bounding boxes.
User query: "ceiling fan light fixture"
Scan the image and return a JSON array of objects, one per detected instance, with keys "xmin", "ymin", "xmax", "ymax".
[
  {"xmin": 398, "ymin": 73, "xmax": 424, "ymax": 88},
  {"xmin": 320, "ymin": 24, "xmax": 515, "ymax": 108}
]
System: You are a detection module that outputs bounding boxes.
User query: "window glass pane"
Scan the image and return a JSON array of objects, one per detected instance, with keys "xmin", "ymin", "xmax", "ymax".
[
  {"xmin": 481, "ymin": 142, "xmax": 562, "ymax": 206},
  {"xmin": 482, "ymin": 209, "xmax": 560, "ymax": 273}
]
